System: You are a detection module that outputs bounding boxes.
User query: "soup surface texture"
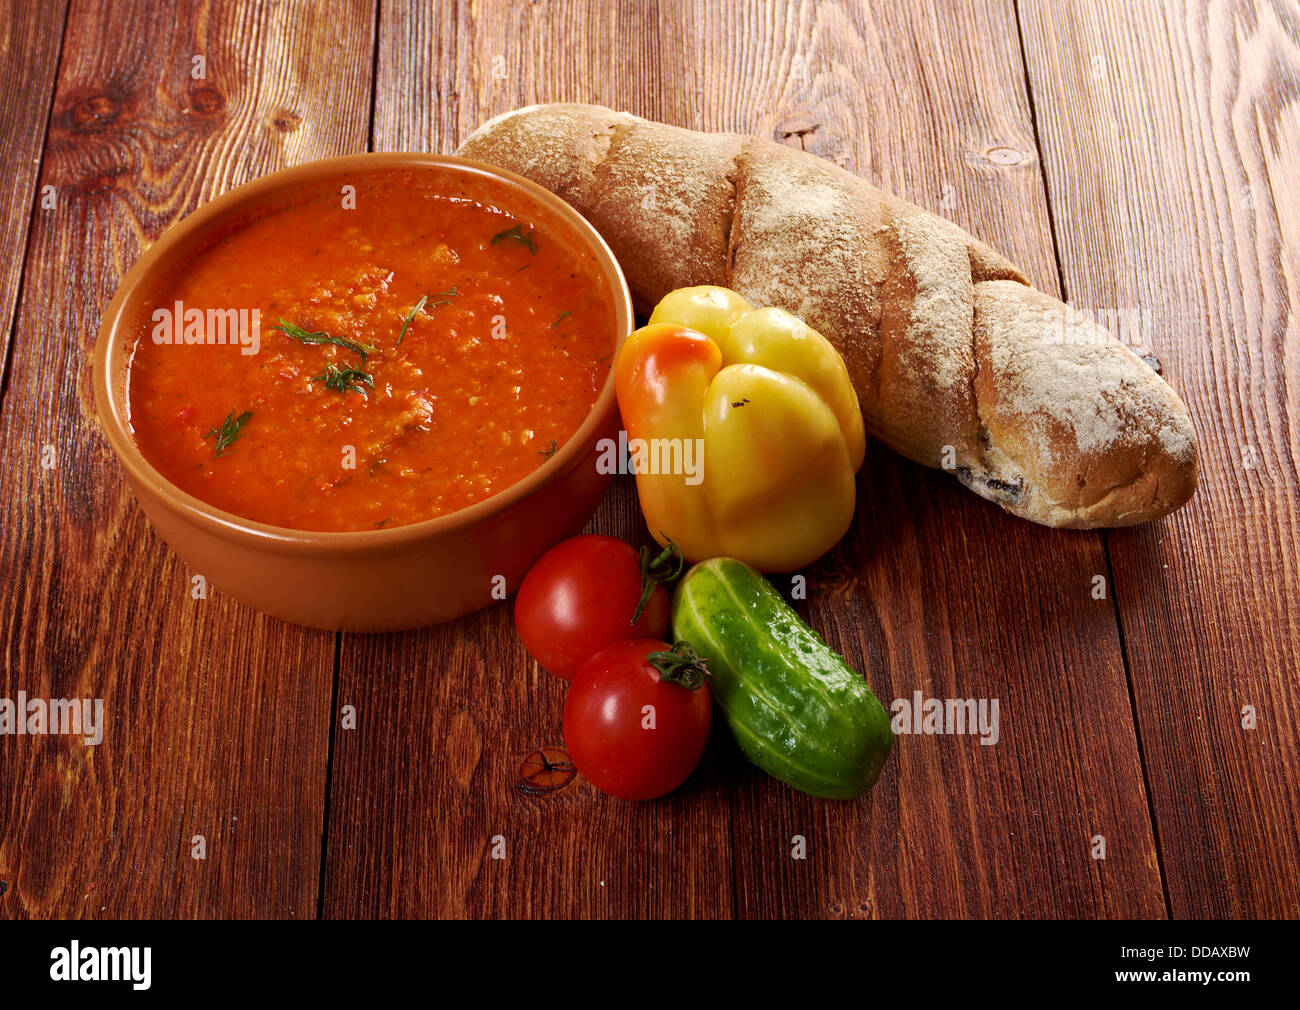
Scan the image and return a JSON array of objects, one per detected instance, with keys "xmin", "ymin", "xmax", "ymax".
[{"xmin": 128, "ymin": 168, "xmax": 614, "ymax": 532}]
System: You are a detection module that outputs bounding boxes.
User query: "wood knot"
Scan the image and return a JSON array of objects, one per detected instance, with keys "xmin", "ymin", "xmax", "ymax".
[
  {"xmin": 774, "ymin": 117, "xmax": 821, "ymax": 151},
  {"xmin": 516, "ymin": 746, "xmax": 576, "ymax": 795},
  {"xmin": 59, "ymin": 89, "xmax": 127, "ymax": 133},
  {"xmin": 188, "ymin": 86, "xmax": 225, "ymax": 116},
  {"xmin": 82, "ymin": 172, "xmax": 120, "ymax": 196},
  {"xmin": 983, "ymin": 146, "xmax": 1027, "ymax": 166},
  {"xmin": 269, "ymin": 108, "xmax": 301, "ymax": 133}
]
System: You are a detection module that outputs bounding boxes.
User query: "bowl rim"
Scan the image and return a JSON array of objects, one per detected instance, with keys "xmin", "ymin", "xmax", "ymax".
[{"xmin": 93, "ymin": 152, "xmax": 633, "ymax": 557}]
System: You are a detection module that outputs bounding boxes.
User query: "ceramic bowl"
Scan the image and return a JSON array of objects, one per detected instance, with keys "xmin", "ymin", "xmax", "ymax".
[{"xmin": 94, "ymin": 153, "xmax": 632, "ymax": 631}]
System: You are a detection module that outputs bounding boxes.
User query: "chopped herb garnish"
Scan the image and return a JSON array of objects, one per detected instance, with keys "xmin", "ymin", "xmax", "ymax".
[
  {"xmin": 312, "ymin": 363, "xmax": 374, "ymax": 396},
  {"xmin": 551, "ymin": 310, "xmax": 572, "ymax": 329},
  {"xmin": 203, "ymin": 410, "xmax": 252, "ymax": 458},
  {"xmin": 397, "ymin": 286, "xmax": 460, "ymax": 344},
  {"xmin": 374, "ymin": 517, "xmax": 391, "ymax": 529},
  {"xmin": 397, "ymin": 296, "xmax": 427, "ymax": 345},
  {"xmin": 537, "ymin": 439, "xmax": 559, "ymax": 458},
  {"xmin": 273, "ymin": 318, "xmax": 377, "ymax": 360},
  {"xmin": 428, "ymin": 284, "xmax": 459, "ymax": 308},
  {"xmin": 491, "ymin": 223, "xmax": 538, "ymax": 254}
]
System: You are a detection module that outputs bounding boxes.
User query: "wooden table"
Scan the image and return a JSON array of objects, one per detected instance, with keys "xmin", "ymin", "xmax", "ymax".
[{"xmin": 1, "ymin": 0, "xmax": 1296, "ymax": 920}]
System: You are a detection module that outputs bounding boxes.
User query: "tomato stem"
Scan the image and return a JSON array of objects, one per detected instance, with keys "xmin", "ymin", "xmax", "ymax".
[
  {"xmin": 630, "ymin": 537, "xmax": 684, "ymax": 625},
  {"xmin": 647, "ymin": 641, "xmax": 709, "ymax": 690}
]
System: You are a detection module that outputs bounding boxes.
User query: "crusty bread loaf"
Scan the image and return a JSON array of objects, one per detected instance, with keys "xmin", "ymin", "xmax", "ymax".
[{"xmin": 459, "ymin": 103, "xmax": 1198, "ymax": 527}]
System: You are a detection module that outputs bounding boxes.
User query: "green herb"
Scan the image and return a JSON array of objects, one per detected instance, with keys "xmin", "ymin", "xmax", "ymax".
[
  {"xmin": 537, "ymin": 439, "xmax": 559, "ymax": 458},
  {"xmin": 312, "ymin": 363, "xmax": 374, "ymax": 396},
  {"xmin": 374, "ymin": 517, "xmax": 392, "ymax": 529},
  {"xmin": 273, "ymin": 318, "xmax": 377, "ymax": 360},
  {"xmin": 397, "ymin": 296, "xmax": 427, "ymax": 345},
  {"xmin": 490, "ymin": 223, "xmax": 538, "ymax": 254},
  {"xmin": 428, "ymin": 284, "xmax": 459, "ymax": 308},
  {"xmin": 397, "ymin": 286, "xmax": 460, "ymax": 344},
  {"xmin": 203, "ymin": 409, "xmax": 252, "ymax": 458},
  {"xmin": 551, "ymin": 310, "xmax": 572, "ymax": 329}
]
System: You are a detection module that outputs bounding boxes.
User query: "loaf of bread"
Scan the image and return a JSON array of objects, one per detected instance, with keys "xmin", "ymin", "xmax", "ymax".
[{"xmin": 459, "ymin": 104, "xmax": 1198, "ymax": 527}]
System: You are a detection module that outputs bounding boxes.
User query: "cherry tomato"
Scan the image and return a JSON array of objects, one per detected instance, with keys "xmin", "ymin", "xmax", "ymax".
[
  {"xmin": 514, "ymin": 535, "xmax": 679, "ymax": 679},
  {"xmin": 563, "ymin": 639, "xmax": 712, "ymax": 801}
]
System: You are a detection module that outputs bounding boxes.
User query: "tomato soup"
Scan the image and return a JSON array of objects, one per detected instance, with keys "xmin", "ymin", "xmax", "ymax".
[{"xmin": 127, "ymin": 167, "xmax": 615, "ymax": 532}]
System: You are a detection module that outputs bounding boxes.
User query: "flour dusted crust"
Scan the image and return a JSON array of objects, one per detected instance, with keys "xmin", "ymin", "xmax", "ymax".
[
  {"xmin": 460, "ymin": 105, "xmax": 739, "ymax": 308},
  {"xmin": 459, "ymin": 104, "xmax": 1198, "ymax": 528},
  {"xmin": 971, "ymin": 281, "xmax": 1198, "ymax": 526}
]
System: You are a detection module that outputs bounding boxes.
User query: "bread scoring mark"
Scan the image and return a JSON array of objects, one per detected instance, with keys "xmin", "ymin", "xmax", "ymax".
[
  {"xmin": 589, "ymin": 121, "xmax": 628, "ymax": 192},
  {"xmin": 723, "ymin": 147, "xmax": 743, "ymax": 281},
  {"xmin": 968, "ymin": 251, "xmax": 997, "ymax": 479}
]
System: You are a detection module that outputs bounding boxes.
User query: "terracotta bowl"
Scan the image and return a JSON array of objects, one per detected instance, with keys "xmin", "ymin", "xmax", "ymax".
[{"xmin": 94, "ymin": 153, "xmax": 633, "ymax": 632}]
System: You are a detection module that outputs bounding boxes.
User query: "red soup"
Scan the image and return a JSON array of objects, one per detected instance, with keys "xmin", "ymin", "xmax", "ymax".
[{"xmin": 127, "ymin": 167, "xmax": 615, "ymax": 532}]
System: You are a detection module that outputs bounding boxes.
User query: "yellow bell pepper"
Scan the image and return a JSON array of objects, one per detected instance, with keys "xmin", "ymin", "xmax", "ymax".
[{"xmin": 614, "ymin": 286, "xmax": 866, "ymax": 572}]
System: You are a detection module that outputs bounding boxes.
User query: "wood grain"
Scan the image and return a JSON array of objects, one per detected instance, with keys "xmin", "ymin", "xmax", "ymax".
[
  {"xmin": 326, "ymin": 2, "xmax": 740, "ymax": 918},
  {"xmin": 323, "ymin": 0, "xmax": 1166, "ymax": 918},
  {"xmin": 0, "ymin": 0, "xmax": 376, "ymax": 919},
  {"xmin": 0, "ymin": 1, "xmax": 67, "ymax": 380},
  {"xmin": 694, "ymin": 0, "xmax": 1163, "ymax": 919},
  {"xmin": 1020, "ymin": 0, "xmax": 1300, "ymax": 917},
  {"xmin": 3, "ymin": 0, "xmax": 1292, "ymax": 920}
]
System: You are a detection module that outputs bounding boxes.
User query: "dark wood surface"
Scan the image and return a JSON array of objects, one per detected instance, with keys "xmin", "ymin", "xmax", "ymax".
[
  {"xmin": 1021, "ymin": 0, "xmax": 1300, "ymax": 919},
  {"xmin": 1, "ymin": 0, "xmax": 1296, "ymax": 919}
]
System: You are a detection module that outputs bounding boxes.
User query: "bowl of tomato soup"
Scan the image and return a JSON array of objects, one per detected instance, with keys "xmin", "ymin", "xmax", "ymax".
[{"xmin": 95, "ymin": 154, "xmax": 633, "ymax": 630}]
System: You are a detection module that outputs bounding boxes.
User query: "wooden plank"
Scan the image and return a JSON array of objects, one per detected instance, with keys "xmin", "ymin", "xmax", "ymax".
[
  {"xmin": 687, "ymin": 0, "xmax": 1163, "ymax": 919},
  {"xmin": 1020, "ymin": 0, "xmax": 1300, "ymax": 918},
  {"xmin": 369, "ymin": 0, "xmax": 678, "ymax": 151},
  {"xmin": 324, "ymin": 1, "xmax": 735, "ymax": 918},
  {"xmin": 322, "ymin": 483, "xmax": 740, "ymax": 918},
  {"xmin": 0, "ymin": 0, "xmax": 376, "ymax": 919},
  {"xmin": 0, "ymin": 0, "xmax": 66, "ymax": 379},
  {"xmin": 325, "ymin": 0, "xmax": 1164, "ymax": 918}
]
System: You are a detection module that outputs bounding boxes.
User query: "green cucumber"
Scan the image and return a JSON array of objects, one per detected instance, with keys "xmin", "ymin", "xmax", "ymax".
[{"xmin": 671, "ymin": 557, "xmax": 893, "ymax": 799}]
